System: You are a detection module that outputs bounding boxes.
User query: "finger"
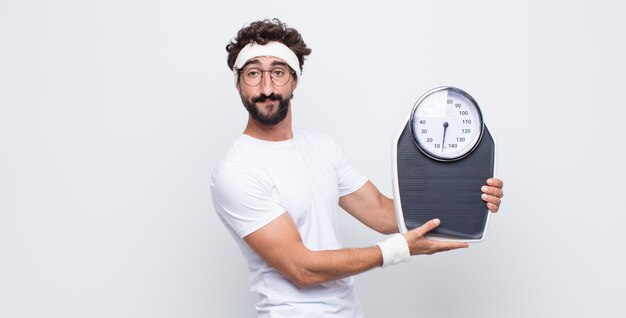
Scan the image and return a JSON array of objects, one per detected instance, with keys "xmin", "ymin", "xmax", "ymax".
[
  {"xmin": 433, "ymin": 240, "xmax": 469, "ymax": 250},
  {"xmin": 487, "ymin": 202, "xmax": 499, "ymax": 213},
  {"xmin": 437, "ymin": 241, "xmax": 470, "ymax": 251},
  {"xmin": 425, "ymin": 241, "xmax": 469, "ymax": 254},
  {"xmin": 481, "ymin": 185, "xmax": 504, "ymax": 198},
  {"xmin": 486, "ymin": 178, "xmax": 504, "ymax": 188},
  {"xmin": 481, "ymin": 193, "xmax": 502, "ymax": 206},
  {"xmin": 407, "ymin": 218, "xmax": 441, "ymax": 239}
]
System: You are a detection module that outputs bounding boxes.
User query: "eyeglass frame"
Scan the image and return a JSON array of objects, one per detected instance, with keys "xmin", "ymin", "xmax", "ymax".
[{"xmin": 237, "ymin": 66, "xmax": 296, "ymax": 87}]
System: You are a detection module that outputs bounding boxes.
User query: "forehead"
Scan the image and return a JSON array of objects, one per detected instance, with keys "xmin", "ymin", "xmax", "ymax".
[{"xmin": 242, "ymin": 56, "xmax": 288, "ymax": 68}]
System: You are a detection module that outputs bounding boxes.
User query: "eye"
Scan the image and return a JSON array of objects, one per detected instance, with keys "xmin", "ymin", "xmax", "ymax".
[
  {"xmin": 245, "ymin": 69, "xmax": 261, "ymax": 78},
  {"xmin": 271, "ymin": 68, "xmax": 287, "ymax": 77}
]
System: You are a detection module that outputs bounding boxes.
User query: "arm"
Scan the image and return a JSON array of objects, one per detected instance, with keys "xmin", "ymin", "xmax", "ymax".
[
  {"xmin": 338, "ymin": 181, "xmax": 398, "ymax": 234},
  {"xmin": 243, "ymin": 212, "xmax": 382, "ymax": 288},
  {"xmin": 244, "ymin": 211, "xmax": 468, "ymax": 288}
]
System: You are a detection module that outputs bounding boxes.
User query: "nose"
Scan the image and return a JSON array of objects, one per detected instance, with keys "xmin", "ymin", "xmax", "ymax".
[{"xmin": 259, "ymin": 72, "xmax": 274, "ymax": 96}]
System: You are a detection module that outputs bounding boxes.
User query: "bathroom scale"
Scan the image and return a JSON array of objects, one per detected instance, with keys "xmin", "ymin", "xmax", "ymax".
[{"xmin": 392, "ymin": 86, "xmax": 496, "ymax": 242}]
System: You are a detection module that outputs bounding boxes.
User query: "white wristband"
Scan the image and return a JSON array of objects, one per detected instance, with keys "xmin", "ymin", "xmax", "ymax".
[{"xmin": 377, "ymin": 233, "xmax": 410, "ymax": 268}]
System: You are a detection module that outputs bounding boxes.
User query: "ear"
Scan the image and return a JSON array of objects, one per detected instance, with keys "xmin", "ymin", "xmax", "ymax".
[
  {"xmin": 234, "ymin": 69, "xmax": 241, "ymax": 91},
  {"xmin": 291, "ymin": 78, "xmax": 298, "ymax": 91}
]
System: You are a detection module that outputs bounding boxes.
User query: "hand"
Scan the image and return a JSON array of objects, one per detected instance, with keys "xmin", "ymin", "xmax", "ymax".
[
  {"xmin": 403, "ymin": 219, "xmax": 469, "ymax": 255},
  {"xmin": 481, "ymin": 178, "xmax": 504, "ymax": 212}
]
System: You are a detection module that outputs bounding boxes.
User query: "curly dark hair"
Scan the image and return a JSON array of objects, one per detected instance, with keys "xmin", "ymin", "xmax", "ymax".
[{"xmin": 226, "ymin": 18, "xmax": 312, "ymax": 75}]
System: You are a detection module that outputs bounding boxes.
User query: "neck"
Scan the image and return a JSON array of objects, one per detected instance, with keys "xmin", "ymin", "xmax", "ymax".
[{"xmin": 243, "ymin": 107, "xmax": 293, "ymax": 141}]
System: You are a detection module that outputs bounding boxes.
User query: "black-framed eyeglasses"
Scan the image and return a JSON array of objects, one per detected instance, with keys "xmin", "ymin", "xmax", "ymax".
[{"xmin": 238, "ymin": 67, "xmax": 295, "ymax": 87}]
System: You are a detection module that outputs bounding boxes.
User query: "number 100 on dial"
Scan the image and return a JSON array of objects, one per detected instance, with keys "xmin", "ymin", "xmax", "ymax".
[{"xmin": 410, "ymin": 87, "xmax": 484, "ymax": 162}]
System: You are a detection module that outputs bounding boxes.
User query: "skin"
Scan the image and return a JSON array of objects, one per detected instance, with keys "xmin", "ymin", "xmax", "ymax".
[{"xmin": 236, "ymin": 56, "xmax": 505, "ymax": 288}]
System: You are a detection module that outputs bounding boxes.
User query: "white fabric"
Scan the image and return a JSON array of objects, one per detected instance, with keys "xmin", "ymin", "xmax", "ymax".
[
  {"xmin": 232, "ymin": 41, "xmax": 301, "ymax": 85},
  {"xmin": 377, "ymin": 233, "xmax": 410, "ymax": 268},
  {"xmin": 211, "ymin": 127, "xmax": 368, "ymax": 318}
]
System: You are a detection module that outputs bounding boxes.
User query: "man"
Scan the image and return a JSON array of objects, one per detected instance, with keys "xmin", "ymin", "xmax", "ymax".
[{"xmin": 211, "ymin": 18, "xmax": 504, "ymax": 317}]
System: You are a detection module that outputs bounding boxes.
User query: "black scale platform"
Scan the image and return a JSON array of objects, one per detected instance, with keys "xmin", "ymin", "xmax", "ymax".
[{"xmin": 396, "ymin": 122, "xmax": 495, "ymax": 240}]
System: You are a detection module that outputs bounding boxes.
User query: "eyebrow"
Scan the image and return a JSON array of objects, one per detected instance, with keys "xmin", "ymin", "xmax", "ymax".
[
  {"xmin": 271, "ymin": 60, "xmax": 288, "ymax": 68},
  {"xmin": 242, "ymin": 59, "xmax": 261, "ymax": 69},
  {"xmin": 242, "ymin": 58, "xmax": 290, "ymax": 69}
]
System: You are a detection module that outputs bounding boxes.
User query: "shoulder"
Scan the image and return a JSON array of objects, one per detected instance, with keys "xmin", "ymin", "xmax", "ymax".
[
  {"xmin": 211, "ymin": 134, "xmax": 270, "ymax": 178},
  {"xmin": 214, "ymin": 135, "xmax": 258, "ymax": 166},
  {"xmin": 211, "ymin": 136, "xmax": 269, "ymax": 191},
  {"xmin": 211, "ymin": 161, "xmax": 277, "ymax": 216}
]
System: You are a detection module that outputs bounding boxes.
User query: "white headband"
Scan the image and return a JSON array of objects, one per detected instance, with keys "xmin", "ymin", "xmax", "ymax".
[{"xmin": 232, "ymin": 41, "xmax": 301, "ymax": 85}]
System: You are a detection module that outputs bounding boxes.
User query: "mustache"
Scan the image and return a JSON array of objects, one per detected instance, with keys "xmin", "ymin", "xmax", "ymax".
[{"xmin": 252, "ymin": 93, "xmax": 282, "ymax": 103}]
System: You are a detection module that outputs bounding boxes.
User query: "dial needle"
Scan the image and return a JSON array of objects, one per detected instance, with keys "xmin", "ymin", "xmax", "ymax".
[{"xmin": 441, "ymin": 122, "xmax": 449, "ymax": 153}]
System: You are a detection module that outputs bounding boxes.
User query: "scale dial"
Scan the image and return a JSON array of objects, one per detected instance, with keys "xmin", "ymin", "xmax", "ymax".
[{"xmin": 410, "ymin": 87, "xmax": 484, "ymax": 161}]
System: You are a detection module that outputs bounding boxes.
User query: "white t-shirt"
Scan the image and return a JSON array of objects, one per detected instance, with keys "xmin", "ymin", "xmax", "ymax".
[{"xmin": 211, "ymin": 127, "xmax": 368, "ymax": 317}]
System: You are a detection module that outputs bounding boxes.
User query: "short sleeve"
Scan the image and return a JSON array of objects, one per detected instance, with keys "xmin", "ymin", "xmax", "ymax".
[
  {"xmin": 210, "ymin": 164, "xmax": 286, "ymax": 238},
  {"xmin": 329, "ymin": 138, "xmax": 368, "ymax": 197}
]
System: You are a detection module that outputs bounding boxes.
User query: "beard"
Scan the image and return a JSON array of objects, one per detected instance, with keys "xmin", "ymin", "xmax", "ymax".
[{"xmin": 242, "ymin": 92, "xmax": 291, "ymax": 126}]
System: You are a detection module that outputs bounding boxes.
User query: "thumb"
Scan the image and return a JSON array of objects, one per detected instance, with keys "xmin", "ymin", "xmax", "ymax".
[{"xmin": 406, "ymin": 218, "xmax": 441, "ymax": 240}]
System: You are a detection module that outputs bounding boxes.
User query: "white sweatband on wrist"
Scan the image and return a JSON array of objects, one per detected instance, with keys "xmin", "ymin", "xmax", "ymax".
[
  {"xmin": 377, "ymin": 233, "xmax": 410, "ymax": 268},
  {"xmin": 232, "ymin": 41, "xmax": 302, "ymax": 86}
]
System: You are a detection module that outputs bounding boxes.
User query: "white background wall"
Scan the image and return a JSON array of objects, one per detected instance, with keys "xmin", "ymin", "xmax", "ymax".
[{"xmin": 1, "ymin": 0, "xmax": 625, "ymax": 317}]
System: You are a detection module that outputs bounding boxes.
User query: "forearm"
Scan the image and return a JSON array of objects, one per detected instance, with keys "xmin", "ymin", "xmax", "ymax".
[
  {"xmin": 373, "ymin": 194, "xmax": 399, "ymax": 234},
  {"xmin": 244, "ymin": 212, "xmax": 388, "ymax": 288},
  {"xmin": 283, "ymin": 245, "xmax": 383, "ymax": 288}
]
